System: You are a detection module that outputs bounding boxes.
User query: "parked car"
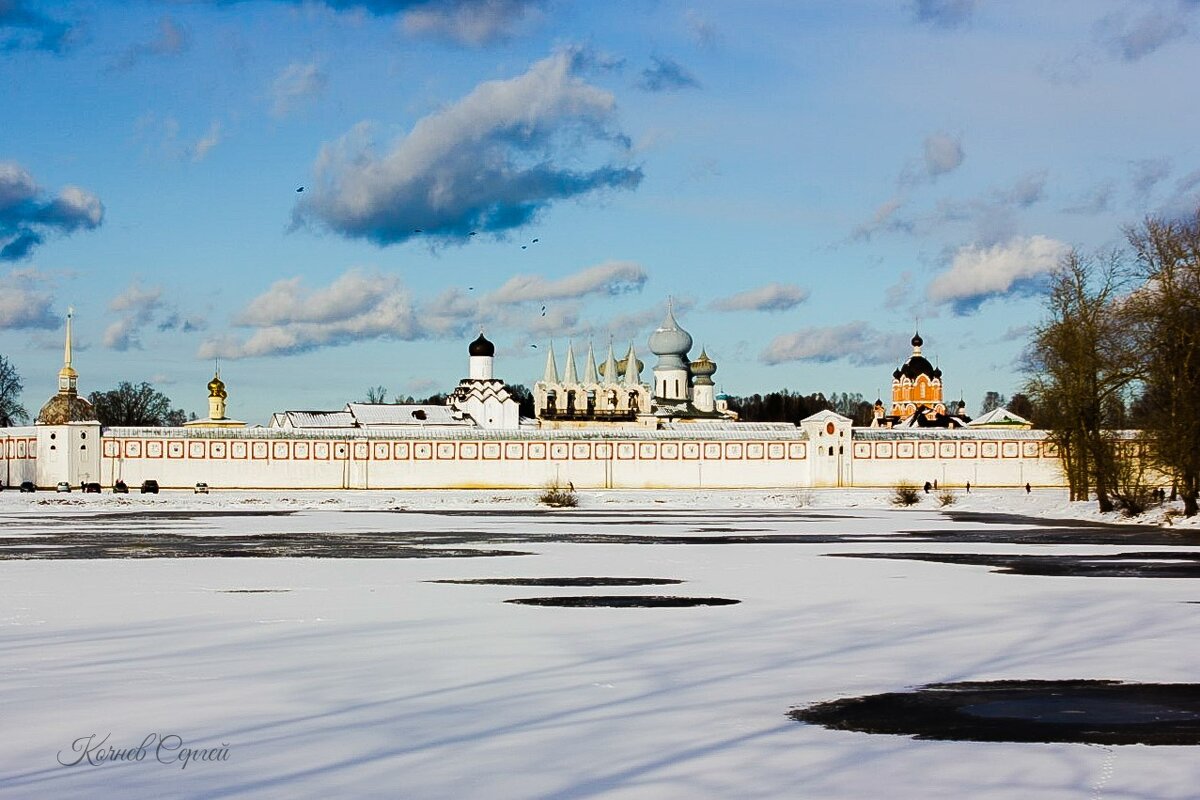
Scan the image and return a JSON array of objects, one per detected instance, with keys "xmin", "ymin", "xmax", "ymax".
[
  {"xmin": 82, "ymin": 482, "xmax": 101, "ymax": 494},
  {"xmin": 56, "ymin": 482, "xmax": 71, "ymax": 493},
  {"xmin": 194, "ymin": 482, "xmax": 209, "ymax": 494},
  {"xmin": 113, "ymin": 480, "xmax": 129, "ymax": 494},
  {"xmin": 140, "ymin": 479, "xmax": 160, "ymax": 494},
  {"xmin": 19, "ymin": 481, "xmax": 35, "ymax": 493}
]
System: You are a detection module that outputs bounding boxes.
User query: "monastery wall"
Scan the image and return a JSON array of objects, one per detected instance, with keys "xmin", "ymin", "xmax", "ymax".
[
  {"xmin": 0, "ymin": 426, "xmax": 38, "ymax": 488},
  {"xmin": 846, "ymin": 431, "xmax": 1065, "ymax": 488},
  {"xmin": 87, "ymin": 426, "xmax": 1069, "ymax": 490}
]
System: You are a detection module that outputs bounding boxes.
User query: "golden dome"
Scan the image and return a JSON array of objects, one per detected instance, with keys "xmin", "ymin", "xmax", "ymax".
[
  {"xmin": 208, "ymin": 373, "xmax": 227, "ymax": 399},
  {"xmin": 37, "ymin": 393, "xmax": 97, "ymax": 425}
]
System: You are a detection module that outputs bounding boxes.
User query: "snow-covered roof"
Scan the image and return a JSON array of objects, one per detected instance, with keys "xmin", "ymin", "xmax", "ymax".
[
  {"xmin": 968, "ymin": 407, "xmax": 1032, "ymax": 428},
  {"xmin": 274, "ymin": 411, "xmax": 356, "ymax": 428},
  {"xmin": 346, "ymin": 403, "xmax": 475, "ymax": 427},
  {"xmin": 662, "ymin": 421, "xmax": 797, "ymax": 432}
]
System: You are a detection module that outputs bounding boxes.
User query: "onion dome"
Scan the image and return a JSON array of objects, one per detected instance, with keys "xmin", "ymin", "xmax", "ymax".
[
  {"xmin": 648, "ymin": 302, "xmax": 692, "ymax": 370},
  {"xmin": 37, "ymin": 393, "xmax": 97, "ymax": 425},
  {"xmin": 468, "ymin": 332, "xmax": 495, "ymax": 357},
  {"xmin": 208, "ymin": 373, "xmax": 227, "ymax": 399},
  {"xmin": 613, "ymin": 354, "xmax": 644, "ymax": 379},
  {"xmin": 690, "ymin": 348, "xmax": 717, "ymax": 385},
  {"xmin": 896, "ymin": 330, "xmax": 936, "ymax": 380}
]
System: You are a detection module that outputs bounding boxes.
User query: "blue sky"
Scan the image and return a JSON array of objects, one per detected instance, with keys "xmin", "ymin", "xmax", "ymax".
[{"xmin": 2, "ymin": 0, "xmax": 1199, "ymax": 423}]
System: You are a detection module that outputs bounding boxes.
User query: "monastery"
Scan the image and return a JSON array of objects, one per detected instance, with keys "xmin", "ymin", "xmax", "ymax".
[{"xmin": 1, "ymin": 305, "xmax": 1056, "ymax": 491}]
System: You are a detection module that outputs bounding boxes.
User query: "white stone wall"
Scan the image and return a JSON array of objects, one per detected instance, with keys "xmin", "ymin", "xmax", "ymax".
[
  {"xmin": 0, "ymin": 426, "xmax": 38, "ymax": 488},
  {"xmin": 36, "ymin": 422, "xmax": 102, "ymax": 488},
  {"xmin": 848, "ymin": 432, "xmax": 1066, "ymax": 487},
  {"xmin": 85, "ymin": 426, "xmax": 1071, "ymax": 491}
]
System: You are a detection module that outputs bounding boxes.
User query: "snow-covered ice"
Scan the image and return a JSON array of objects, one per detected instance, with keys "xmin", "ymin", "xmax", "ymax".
[{"xmin": 1, "ymin": 489, "xmax": 1198, "ymax": 799}]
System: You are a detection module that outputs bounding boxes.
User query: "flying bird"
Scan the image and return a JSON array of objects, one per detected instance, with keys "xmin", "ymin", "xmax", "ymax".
[
  {"xmin": 531, "ymin": 344, "xmax": 538, "ymax": 349},
  {"xmin": 521, "ymin": 245, "xmax": 527, "ymax": 250},
  {"xmin": 541, "ymin": 305, "xmax": 547, "ymax": 316},
  {"xmin": 296, "ymin": 186, "xmax": 304, "ymax": 192},
  {"xmin": 532, "ymin": 238, "xmax": 539, "ymax": 243},
  {"xmin": 414, "ymin": 228, "xmax": 423, "ymax": 233},
  {"xmin": 469, "ymin": 231, "xmax": 477, "ymax": 236}
]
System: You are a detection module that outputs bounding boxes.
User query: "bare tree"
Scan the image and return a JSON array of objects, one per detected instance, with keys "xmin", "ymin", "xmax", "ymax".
[
  {"xmin": 1125, "ymin": 209, "xmax": 1200, "ymax": 516},
  {"xmin": 0, "ymin": 355, "xmax": 28, "ymax": 426},
  {"xmin": 364, "ymin": 386, "xmax": 388, "ymax": 404},
  {"xmin": 1025, "ymin": 250, "xmax": 1135, "ymax": 510},
  {"xmin": 88, "ymin": 382, "xmax": 185, "ymax": 427}
]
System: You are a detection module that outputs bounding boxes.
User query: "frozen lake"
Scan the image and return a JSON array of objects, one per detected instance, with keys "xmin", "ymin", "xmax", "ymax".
[{"xmin": 1, "ymin": 490, "xmax": 1198, "ymax": 799}]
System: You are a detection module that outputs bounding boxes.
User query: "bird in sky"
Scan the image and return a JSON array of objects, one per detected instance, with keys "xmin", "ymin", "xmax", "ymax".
[
  {"xmin": 532, "ymin": 238, "xmax": 539, "ymax": 243},
  {"xmin": 541, "ymin": 305, "xmax": 547, "ymax": 316},
  {"xmin": 521, "ymin": 245, "xmax": 527, "ymax": 249},
  {"xmin": 295, "ymin": 186, "xmax": 304, "ymax": 192},
  {"xmin": 531, "ymin": 344, "xmax": 538, "ymax": 349},
  {"xmin": 469, "ymin": 231, "xmax": 477, "ymax": 236}
]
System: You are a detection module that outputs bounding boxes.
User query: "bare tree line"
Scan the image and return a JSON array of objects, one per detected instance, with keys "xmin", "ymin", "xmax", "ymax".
[{"xmin": 1025, "ymin": 209, "xmax": 1200, "ymax": 516}]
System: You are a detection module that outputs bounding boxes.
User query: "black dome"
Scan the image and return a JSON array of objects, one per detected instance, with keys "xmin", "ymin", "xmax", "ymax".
[
  {"xmin": 898, "ymin": 355, "xmax": 936, "ymax": 380},
  {"xmin": 469, "ymin": 333, "xmax": 495, "ymax": 357},
  {"xmin": 911, "ymin": 331, "xmax": 923, "ymax": 348}
]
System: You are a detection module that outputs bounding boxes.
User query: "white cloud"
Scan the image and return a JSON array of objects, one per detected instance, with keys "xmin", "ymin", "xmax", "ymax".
[
  {"xmin": 922, "ymin": 132, "xmax": 965, "ymax": 179},
  {"xmin": 401, "ymin": 0, "xmax": 543, "ymax": 46},
  {"xmin": 112, "ymin": 16, "xmax": 189, "ymax": 71},
  {"xmin": 709, "ymin": 283, "xmax": 809, "ymax": 313},
  {"xmin": 0, "ymin": 268, "xmax": 58, "ymax": 329},
  {"xmin": 104, "ymin": 280, "xmax": 205, "ymax": 350},
  {"xmin": 203, "ymin": 261, "xmax": 657, "ymax": 359},
  {"xmin": 271, "ymin": 62, "xmax": 328, "ymax": 117},
  {"xmin": 206, "ymin": 270, "xmax": 427, "ymax": 359},
  {"xmin": 135, "ymin": 114, "xmax": 224, "ymax": 163},
  {"xmin": 0, "ymin": 162, "xmax": 104, "ymax": 261},
  {"xmin": 760, "ymin": 322, "xmax": 897, "ymax": 366},
  {"xmin": 489, "ymin": 261, "xmax": 647, "ymax": 305},
  {"xmin": 851, "ymin": 196, "xmax": 908, "ymax": 241},
  {"xmin": 291, "ymin": 49, "xmax": 641, "ymax": 245},
  {"xmin": 926, "ymin": 235, "xmax": 1070, "ymax": 313}
]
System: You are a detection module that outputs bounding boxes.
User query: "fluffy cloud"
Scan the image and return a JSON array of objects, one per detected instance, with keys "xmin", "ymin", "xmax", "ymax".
[
  {"xmin": 637, "ymin": 57, "xmax": 701, "ymax": 92},
  {"xmin": 997, "ymin": 171, "xmax": 1047, "ymax": 208},
  {"xmin": 0, "ymin": 162, "xmax": 104, "ymax": 261},
  {"xmin": 709, "ymin": 283, "xmax": 809, "ymax": 313},
  {"xmin": 1097, "ymin": 5, "xmax": 1194, "ymax": 62},
  {"xmin": 204, "ymin": 270, "xmax": 427, "ymax": 359},
  {"xmin": 292, "ymin": 50, "xmax": 642, "ymax": 246},
  {"xmin": 103, "ymin": 281, "xmax": 206, "ymax": 350},
  {"xmin": 488, "ymin": 261, "xmax": 646, "ymax": 305},
  {"xmin": 912, "ymin": 0, "xmax": 979, "ymax": 29},
  {"xmin": 112, "ymin": 16, "xmax": 189, "ymax": 71},
  {"xmin": 760, "ymin": 322, "xmax": 897, "ymax": 366},
  {"xmin": 0, "ymin": 268, "xmax": 58, "ymax": 329},
  {"xmin": 0, "ymin": 1, "xmax": 74, "ymax": 52},
  {"xmin": 918, "ymin": 132, "xmax": 965, "ymax": 182},
  {"xmin": 203, "ymin": 260, "xmax": 654, "ymax": 358},
  {"xmin": 401, "ymin": 0, "xmax": 543, "ymax": 46},
  {"xmin": 926, "ymin": 235, "xmax": 1070, "ymax": 314},
  {"xmin": 271, "ymin": 62, "xmax": 328, "ymax": 117}
]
